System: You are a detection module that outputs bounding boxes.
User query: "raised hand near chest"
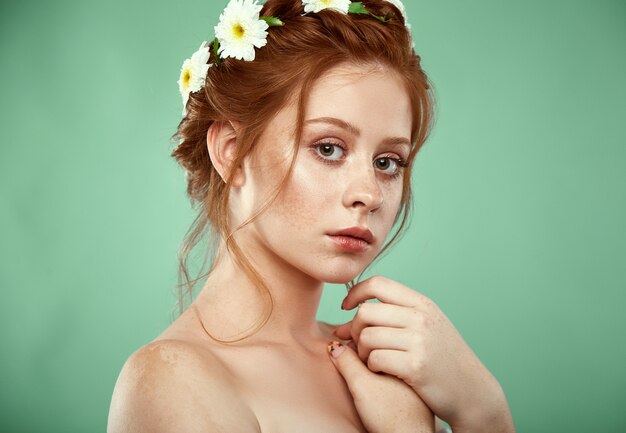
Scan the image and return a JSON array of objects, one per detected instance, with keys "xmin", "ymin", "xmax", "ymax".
[
  {"xmin": 333, "ymin": 276, "xmax": 516, "ymax": 433},
  {"xmin": 327, "ymin": 340, "xmax": 435, "ymax": 433}
]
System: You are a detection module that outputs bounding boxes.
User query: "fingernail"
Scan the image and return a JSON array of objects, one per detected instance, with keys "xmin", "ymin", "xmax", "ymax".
[
  {"xmin": 341, "ymin": 298, "xmax": 347, "ymax": 310},
  {"xmin": 327, "ymin": 340, "xmax": 346, "ymax": 358}
]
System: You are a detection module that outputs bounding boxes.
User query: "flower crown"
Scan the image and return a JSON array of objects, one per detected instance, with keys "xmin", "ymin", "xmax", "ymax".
[{"xmin": 177, "ymin": 0, "xmax": 412, "ymax": 115}]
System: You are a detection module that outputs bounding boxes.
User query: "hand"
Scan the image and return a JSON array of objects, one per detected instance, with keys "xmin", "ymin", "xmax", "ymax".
[
  {"xmin": 327, "ymin": 340, "xmax": 435, "ymax": 433},
  {"xmin": 334, "ymin": 276, "xmax": 516, "ymax": 433}
]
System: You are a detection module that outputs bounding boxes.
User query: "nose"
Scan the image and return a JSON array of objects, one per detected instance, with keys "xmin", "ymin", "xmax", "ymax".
[{"xmin": 342, "ymin": 163, "xmax": 384, "ymax": 214}]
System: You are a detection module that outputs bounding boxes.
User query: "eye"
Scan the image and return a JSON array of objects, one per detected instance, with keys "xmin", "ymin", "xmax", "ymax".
[
  {"xmin": 374, "ymin": 156, "xmax": 407, "ymax": 176},
  {"xmin": 314, "ymin": 142, "xmax": 345, "ymax": 161}
]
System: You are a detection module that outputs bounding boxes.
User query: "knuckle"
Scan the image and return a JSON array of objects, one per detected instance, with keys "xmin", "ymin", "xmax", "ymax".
[
  {"xmin": 367, "ymin": 349, "xmax": 382, "ymax": 371},
  {"xmin": 420, "ymin": 294, "xmax": 439, "ymax": 311},
  {"xmin": 408, "ymin": 356, "xmax": 425, "ymax": 384},
  {"xmin": 408, "ymin": 328, "xmax": 422, "ymax": 343},
  {"xmin": 410, "ymin": 309, "xmax": 425, "ymax": 327},
  {"xmin": 356, "ymin": 302, "xmax": 371, "ymax": 319},
  {"xmin": 406, "ymin": 330, "xmax": 425, "ymax": 355},
  {"xmin": 369, "ymin": 275, "xmax": 388, "ymax": 285},
  {"xmin": 422, "ymin": 313, "xmax": 433, "ymax": 329},
  {"xmin": 410, "ymin": 308, "xmax": 434, "ymax": 330},
  {"xmin": 359, "ymin": 326, "xmax": 374, "ymax": 344}
]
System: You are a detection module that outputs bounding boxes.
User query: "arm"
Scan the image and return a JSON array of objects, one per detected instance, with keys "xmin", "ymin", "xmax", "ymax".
[
  {"xmin": 335, "ymin": 276, "xmax": 516, "ymax": 433},
  {"xmin": 328, "ymin": 340, "xmax": 435, "ymax": 433},
  {"xmin": 107, "ymin": 340, "xmax": 260, "ymax": 433}
]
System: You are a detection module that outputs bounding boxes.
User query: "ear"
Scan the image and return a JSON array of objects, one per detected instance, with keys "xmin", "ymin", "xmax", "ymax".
[{"xmin": 206, "ymin": 121, "xmax": 245, "ymax": 188}]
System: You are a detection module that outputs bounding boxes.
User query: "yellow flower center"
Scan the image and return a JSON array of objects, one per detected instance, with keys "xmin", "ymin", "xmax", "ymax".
[
  {"xmin": 321, "ymin": 0, "xmax": 332, "ymax": 5},
  {"xmin": 232, "ymin": 22, "xmax": 246, "ymax": 39},
  {"xmin": 182, "ymin": 69, "xmax": 191, "ymax": 87}
]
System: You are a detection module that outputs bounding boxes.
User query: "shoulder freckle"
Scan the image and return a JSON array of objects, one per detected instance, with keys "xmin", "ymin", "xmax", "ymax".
[
  {"xmin": 153, "ymin": 339, "xmax": 193, "ymax": 366},
  {"xmin": 152, "ymin": 339, "xmax": 209, "ymax": 369},
  {"xmin": 108, "ymin": 339, "xmax": 260, "ymax": 433},
  {"xmin": 125, "ymin": 340, "xmax": 209, "ymax": 391}
]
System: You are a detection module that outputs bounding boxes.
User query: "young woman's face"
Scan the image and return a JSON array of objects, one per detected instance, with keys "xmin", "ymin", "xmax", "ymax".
[{"xmin": 240, "ymin": 62, "xmax": 413, "ymax": 284}]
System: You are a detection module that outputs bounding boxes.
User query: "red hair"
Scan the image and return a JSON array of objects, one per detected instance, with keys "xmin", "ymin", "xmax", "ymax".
[{"xmin": 170, "ymin": 0, "xmax": 434, "ymax": 342}]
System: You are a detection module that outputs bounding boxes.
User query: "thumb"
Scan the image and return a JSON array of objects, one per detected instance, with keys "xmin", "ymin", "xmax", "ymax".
[{"xmin": 327, "ymin": 340, "xmax": 369, "ymax": 389}]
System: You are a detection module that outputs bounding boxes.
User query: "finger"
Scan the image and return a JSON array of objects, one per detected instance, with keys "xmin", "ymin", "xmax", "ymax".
[
  {"xmin": 357, "ymin": 326, "xmax": 413, "ymax": 362},
  {"xmin": 346, "ymin": 340, "xmax": 357, "ymax": 351},
  {"xmin": 327, "ymin": 340, "xmax": 371, "ymax": 394},
  {"xmin": 343, "ymin": 275, "xmax": 428, "ymax": 310},
  {"xmin": 333, "ymin": 321, "xmax": 352, "ymax": 340},
  {"xmin": 366, "ymin": 349, "xmax": 419, "ymax": 385},
  {"xmin": 349, "ymin": 302, "xmax": 412, "ymax": 344}
]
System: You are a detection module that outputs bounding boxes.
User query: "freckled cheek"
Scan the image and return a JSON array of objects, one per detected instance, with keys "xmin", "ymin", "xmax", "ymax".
[
  {"xmin": 270, "ymin": 169, "xmax": 333, "ymax": 231},
  {"xmin": 380, "ymin": 185, "xmax": 404, "ymax": 228}
]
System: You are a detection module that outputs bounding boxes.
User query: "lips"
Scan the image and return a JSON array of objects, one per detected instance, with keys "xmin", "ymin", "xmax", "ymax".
[
  {"xmin": 327, "ymin": 227, "xmax": 374, "ymax": 244},
  {"xmin": 327, "ymin": 226, "xmax": 375, "ymax": 253}
]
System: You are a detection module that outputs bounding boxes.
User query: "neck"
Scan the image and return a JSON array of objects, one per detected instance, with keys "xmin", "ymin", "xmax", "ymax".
[{"xmin": 193, "ymin": 233, "xmax": 328, "ymax": 348}]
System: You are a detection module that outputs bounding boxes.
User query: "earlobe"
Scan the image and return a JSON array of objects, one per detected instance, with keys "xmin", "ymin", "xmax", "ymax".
[{"xmin": 206, "ymin": 121, "xmax": 245, "ymax": 188}]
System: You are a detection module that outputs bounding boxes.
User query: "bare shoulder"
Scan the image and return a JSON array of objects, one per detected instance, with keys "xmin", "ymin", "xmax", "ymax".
[{"xmin": 107, "ymin": 339, "xmax": 260, "ymax": 433}]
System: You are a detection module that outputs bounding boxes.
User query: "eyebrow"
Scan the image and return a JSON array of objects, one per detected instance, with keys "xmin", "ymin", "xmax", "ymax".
[
  {"xmin": 305, "ymin": 117, "xmax": 361, "ymax": 136},
  {"xmin": 304, "ymin": 116, "xmax": 412, "ymax": 150}
]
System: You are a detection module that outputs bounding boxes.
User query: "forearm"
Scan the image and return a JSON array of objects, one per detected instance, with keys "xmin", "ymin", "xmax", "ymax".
[{"xmin": 448, "ymin": 383, "xmax": 516, "ymax": 433}]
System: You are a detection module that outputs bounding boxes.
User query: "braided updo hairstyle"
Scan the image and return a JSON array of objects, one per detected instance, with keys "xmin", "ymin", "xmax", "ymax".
[{"xmin": 170, "ymin": 0, "xmax": 434, "ymax": 342}]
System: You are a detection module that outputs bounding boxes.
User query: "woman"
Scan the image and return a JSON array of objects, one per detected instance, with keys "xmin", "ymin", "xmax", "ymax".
[{"xmin": 107, "ymin": 1, "xmax": 516, "ymax": 432}]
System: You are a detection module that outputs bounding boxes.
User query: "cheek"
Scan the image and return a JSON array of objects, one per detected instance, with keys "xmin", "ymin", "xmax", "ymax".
[
  {"xmin": 269, "ymin": 163, "xmax": 331, "ymax": 230},
  {"xmin": 278, "ymin": 170, "xmax": 403, "ymax": 214},
  {"xmin": 378, "ymin": 182, "xmax": 405, "ymax": 230}
]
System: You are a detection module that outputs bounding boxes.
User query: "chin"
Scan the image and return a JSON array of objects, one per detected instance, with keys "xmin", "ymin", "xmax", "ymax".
[
  {"xmin": 312, "ymin": 263, "xmax": 367, "ymax": 285},
  {"xmin": 323, "ymin": 275, "xmax": 359, "ymax": 285}
]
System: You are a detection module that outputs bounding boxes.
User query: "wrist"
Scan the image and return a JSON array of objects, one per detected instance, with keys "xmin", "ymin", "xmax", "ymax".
[
  {"xmin": 449, "ymin": 382, "xmax": 516, "ymax": 433},
  {"xmin": 392, "ymin": 415, "xmax": 437, "ymax": 433}
]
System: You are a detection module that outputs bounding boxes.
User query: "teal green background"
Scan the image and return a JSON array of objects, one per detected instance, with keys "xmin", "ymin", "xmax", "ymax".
[{"xmin": 1, "ymin": 0, "xmax": 624, "ymax": 432}]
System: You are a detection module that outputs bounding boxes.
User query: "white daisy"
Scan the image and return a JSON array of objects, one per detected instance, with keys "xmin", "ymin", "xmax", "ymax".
[
  {"xmin": 215, "ymin": 0, "xmax": 269, "ymax": 61},
  {"xmin": 178, "ymin": 41, "xmax": 212, "ymax": 114},
  {"xmin": 302, "ymin": 0, "xmax": 351, "ymax": 14}
]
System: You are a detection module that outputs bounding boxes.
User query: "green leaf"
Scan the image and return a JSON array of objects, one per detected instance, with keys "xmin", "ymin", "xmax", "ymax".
[
  {"xmin": 348, "ymin": 2, "xmax": 387, "ymax": 22},
  {"xmin": 369, "ymin": 12, "xmax": 387, "ymax": 23},
  {"xmin": 261, "ymin": 16, "xmax": 284, "ymax": 26},
  {"xmin": 348, "ymin": 2, "xmax": 369, "ymax": 15}
]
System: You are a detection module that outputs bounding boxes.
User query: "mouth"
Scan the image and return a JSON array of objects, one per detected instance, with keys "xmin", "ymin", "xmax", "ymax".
[{"xmin": 326, "ymin": 227, "xmax": 374, "ymax": 253}]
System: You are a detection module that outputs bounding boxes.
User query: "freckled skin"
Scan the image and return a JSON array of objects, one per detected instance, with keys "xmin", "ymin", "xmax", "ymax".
[
  {"xmin": 243, "ymin": 64, "xmax": 412, "ymax": 284},
  {"xmin": 109, "ymin": 63, "xmax": 423, "ymax": 433}
]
